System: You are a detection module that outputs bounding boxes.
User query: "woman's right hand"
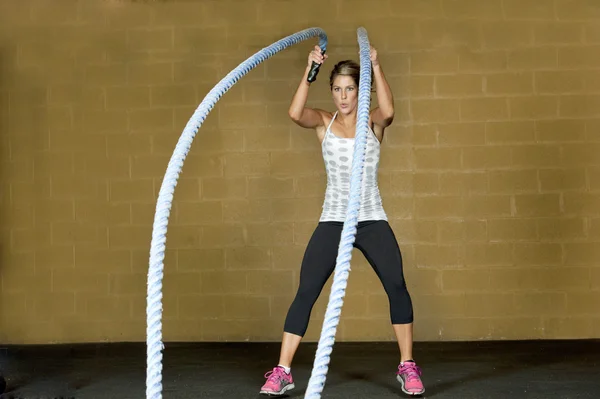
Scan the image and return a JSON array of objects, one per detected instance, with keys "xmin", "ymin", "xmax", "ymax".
[{"xmin": 308, "ymin": 45, "xmax": 327, "ymax": 67}]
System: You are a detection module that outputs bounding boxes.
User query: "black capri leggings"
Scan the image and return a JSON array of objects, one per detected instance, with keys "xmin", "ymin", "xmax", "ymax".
[{"xmin": 284, "ymin": 220, "xmax": 414, "ymax": 337}]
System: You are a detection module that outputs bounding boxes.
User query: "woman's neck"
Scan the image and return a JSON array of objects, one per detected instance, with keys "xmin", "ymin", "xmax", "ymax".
[{"xmin": 336, "ymin": 110, "xmax": 357, "ymax": 128}]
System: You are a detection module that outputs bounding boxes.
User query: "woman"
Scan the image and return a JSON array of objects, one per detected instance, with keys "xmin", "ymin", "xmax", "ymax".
[{"xmin": 259, "ymin": 45, "xmax": 425, "ymax": 397}]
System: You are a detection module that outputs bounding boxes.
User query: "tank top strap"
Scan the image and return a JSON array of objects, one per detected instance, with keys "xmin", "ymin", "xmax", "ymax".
[{"xmin": 326, "ymin": 111, "xmax": 337, "ymax": 132}]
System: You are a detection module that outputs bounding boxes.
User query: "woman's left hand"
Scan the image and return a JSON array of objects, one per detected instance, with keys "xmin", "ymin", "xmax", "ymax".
[{"xmin": 370, "ymin": 46, "xmax": 379, "ymax": 67}]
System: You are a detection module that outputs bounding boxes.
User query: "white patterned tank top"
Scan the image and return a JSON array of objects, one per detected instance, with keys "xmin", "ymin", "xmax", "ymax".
[{"xmin": 319, "ymin": 111, "xmax": 388, "ymax": 222}]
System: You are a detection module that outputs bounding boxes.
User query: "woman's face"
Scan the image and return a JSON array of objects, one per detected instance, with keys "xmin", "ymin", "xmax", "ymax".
[{"xmin": 331, "ymin": 75, "xmax": 358, "ymax": 116}]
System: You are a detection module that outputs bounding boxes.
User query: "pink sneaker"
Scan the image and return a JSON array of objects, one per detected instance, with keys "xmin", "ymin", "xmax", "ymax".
[
  {"xmin": 396, "ymin": 361, "xmax": 425, "ymax": 396},
  {"xmin": 259, "ymin": 366, "xmax": 295, "ymax": 396}
]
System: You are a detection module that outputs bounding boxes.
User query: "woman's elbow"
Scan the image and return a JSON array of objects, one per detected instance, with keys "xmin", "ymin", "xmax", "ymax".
[{"xmin": 288, "ymin": 108, "xmax": 302, "ymax": 122}]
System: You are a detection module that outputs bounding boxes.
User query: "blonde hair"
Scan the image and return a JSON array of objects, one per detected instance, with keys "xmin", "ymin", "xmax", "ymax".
[{"xmin": 329, "ymin": 60, "xmax": 373, "ymax": 90}]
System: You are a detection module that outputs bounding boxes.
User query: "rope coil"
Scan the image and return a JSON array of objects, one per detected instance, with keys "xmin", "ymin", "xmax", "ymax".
[{"xmin": 146, "ymin": 27, "xmax": 371, "ymax": 399}]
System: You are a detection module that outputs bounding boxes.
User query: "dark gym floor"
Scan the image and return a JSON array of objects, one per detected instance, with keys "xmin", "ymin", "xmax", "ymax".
[{"xmin": 0, "ymin": 339, "xmax": 599, "ymax": 398}]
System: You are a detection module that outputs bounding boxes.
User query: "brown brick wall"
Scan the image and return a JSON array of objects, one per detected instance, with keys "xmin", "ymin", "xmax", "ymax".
[{"xmin": 0, "ymin": 0, "xmax": 599, "ymax": 344}]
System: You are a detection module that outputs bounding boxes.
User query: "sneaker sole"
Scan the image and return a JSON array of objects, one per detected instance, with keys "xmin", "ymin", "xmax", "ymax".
[
  {"xmin": 259, "ymin": 383, "xmax": 295, "ymax": 396},
  {"xmin": 396, "ymin": 375, "xmax": 425, "ymax": 396}
]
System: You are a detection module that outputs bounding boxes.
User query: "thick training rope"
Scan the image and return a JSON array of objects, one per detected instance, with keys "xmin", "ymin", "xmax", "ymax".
[
  {"xmin": 146, "ymin": 26, "xmax": 372, "ymax": 399},
  {"xmin": 146, "ymin": 27, "xmax": 327, "ymax": 399},
  {"xmin": 303, "ymin": 27, "xmax": 372, "ymax": 399}
]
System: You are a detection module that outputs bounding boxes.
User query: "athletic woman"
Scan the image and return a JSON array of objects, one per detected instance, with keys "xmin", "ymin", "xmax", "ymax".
[{"xmin": 259, "ymin": 44, "xmax": 425, "ymax": 397}]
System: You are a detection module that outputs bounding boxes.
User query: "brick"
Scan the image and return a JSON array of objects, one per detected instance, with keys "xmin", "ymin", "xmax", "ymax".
[
  {"xmin": 270, "ymin": 151, "xmax": 323, "ymax": 176},
  {"xmin": 411, "ymin": 50, "xmax": 459, "ymax": 74},
  {"xmin": 177, "ymin": 248, "xmax": 224, "ymax": 271},
  {"xmin": 85, "ymin": 64, "xmax": 128, "ymax": 85},
  {"xmin": 248, "ymin": 177, "xmax": 294, "ymax": 198},
  {"xmin": 539, "ymin": 168, "xmax": 587, "ymax": 191},
  {"xmin": 438, "ymin": 220, "xmax": 486, "ymax": 242},
  {"xmin": 223, "ymin": 153, "xmax": 269, "ymax": 177},
  {"xmin": 243, "ymin": 128, "xmax": 290, "ymax": 151},
  {"xmin": 415, "ymin": 196, "xmax": 463, "ymax": 218},
  {"xmin": 563, "ymin": 193, "xmax": 600, "ymax": 215},
  {"xmin": 108, "ymin": 225, "xmax": 154, "ymax": 249},
  {"xmin": 585, "ymin": 22, "xmax": 600, "ymax": 42},
  {"xmin": 482, "ymin": 21, "xmax": 534, "ymax": 49},
  {"xmin": 407, "ymin": 124, "xmax": 438, "ymax": 146},
  {"xmin": 414, "ymin": 148, "xmax": 462, "ymax": 170},
  {"xmin": 590, "ymin": 167, "xmax": 600, "ymax": 190},
  {"xmin": 559, "ymin": 46, "xmax": 600, "ymax": 68},
  {"xmin": 34, "ymin": 293, "xmax": 75, "ymax": 319},
  {"xmin": 183, "ymin": 154, "xmax": 223, "ymax": 177},
  {"xmin": 198, "ymin": 224, "xmax": 244, "ymax": 248},
  {"xmin": 219, "ymin": 104, "xmax": 266, "ymax": 128},
  {"xmin": 375, "ymin": 0, "xmax": 434, "ymax": 17},
  {"xmin": 386, "ymin": 196, "xmax": 415, "ymax": 219},
  {"xmin": 459, "ymin": 50, "xmax": 507, "ymax": 72},
  {"xmin": 514, "ymin": 243, "xmax": 562, "ymax": 265},
  {"xmin": 503, "ymin": 0, "xmax": 556, "ymax": 19},
  {"xmin": 465, "ymin": 293, "xmax": 516, "ymax": 317},
  {"xmin": 514, "ymin": 194, "xmax": 561, "ymax": 216},
  {"xmin": 461, "ymin": 98, "xmax": 508, "ymax": 121},
  {"xmin": 222, "ymin": 199, "xmax": 271, "ymax": 223},
  {"xmin": 247, "ymin": 270, "xmax": 294, "ymax": 295},
  {"xmin": 411, "ymin": 99, "xmax": 460, "ymax": 123},
  {"xmin": 465, "ymin": 243, "xmax": 513, "ymax": 265},
  {"xmin": 414, "ymin": 244, "xmax": 463, "ymax": 268},
  {"xmin": 107, "ymin": 134, "xmax": 152, "ymax": 157},
  {"xmin": 129, "ymin": 108, "xmax": 174, "ymax": 130},
  {"xmin": 465, "ymin": 195, "xmax": 512, "ymax": 217},
  {"xmin": 561, "ymin": 143, "xmax": 600, "ymax": 166},
  {"xmin": 412, "ymin": 172, "xmax": 440, "ymax": 194},
  {"xmin": 151, "ymin": 85, "xmax": 196, "ymax": 107},
  {"xmin": 443, "ymin": 269, "xmax": 490, "ymax": 291},
  {"xmin": 508, "ymin": 48, "xmax": 557, "ymax": 70},
  {"xmin": 378, "ymin": 54, "xmax": 410, "ymax": 76},
  {"xmin": 439, "ymin": 172, "xmax": 488, "ymax": 195},
  {"xmin": 537, "ymin": 218, "xmax": 586, "ymax": 240},
  {"xmin": 490, "ymin": 317, "xmax": 543, "ymax": 339},
  {"xmin": 176, "ymin": 201, "xmax": 223, "ymax": 224},
  {"xmin": 438, "ymin": 122, "xmax": 485, "ymax": 146},
  {"xmin": 52, "ymin": 222, "xmax": 103, "ymax": 245},
  {"xmin": 110, "ymin": 180, "xmax": 153, "ymax": 202},
  {"xmin": 513, "ymin": 293, "xmax": 566, "ymax": 317},
  {"xmin": 512, "ymin": 145, "xmax": 560, "ymax": 167},
  {"xmin": 463, "ymin": 146, "xmax": 512, "ymax": 169},
  {"xmin": 486, "ymin": 72, "xmax": 534, "ymax": 94},
  {"xmin": 486, "ymin": 121, "xmax": 535, "ymax": 143},
  {"xmin": 443, "ymin": 0, "xmax": 502, "ymax": 18},
  {"xmin": 410, "ymin": 76, "xmax": 435, "ymax": 98},
  {"xmin": 489, "ymin": 218, "xmax": 538, "ymax": 240},
  {"xmin": 510, "ymin": 96, "xmax": 558, "ymax": 119},
  {"xmin": 75, "ymin": 201, "xmax": 130, "ymax": 225},
  {"xmin": 419, "ymin": 19, "xmax": 483, "ymax": 49},
  {"xmin": 534, "ymin": 22, "xmax": 584, "ymax": 44},
  {"xmin": 436, "ymin": 75, "xmax": 483, "ymax": 96},
  {"xmin": 202, "ymin": 177, "xmax": 246, "ymax": 200},
  {"xmin": 535, "ymin": 120, "xmax": 586, "ymax": 142},
  {"xmin": 179, "ymin": 295, "xmax": 224, "ymax": 319},
  {"xmin": 556, "ymin": 0, "xmax": 600, "ymax": 20},
  {"xmin": 128, "ymin": 28, "xmax": 173, "ymax": 51},
  {"xmin": 559, "ymin": 95, "xmax": 600, "ymax": 118},
  {"xmin": 488, "ymin": 170, "xmax": 538, "ymax": 193},
  {"xmin": 74, "ymin": 248, "xmax": 131, "ymax": 272},
  {"xmin": 271, "ymin": 198, "xmax": 322, "ymax": 222}
]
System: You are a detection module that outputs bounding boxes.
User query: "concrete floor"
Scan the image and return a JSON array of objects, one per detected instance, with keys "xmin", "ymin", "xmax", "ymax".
[{"xmin": 0, "ymin": 339, "xmax": 599, "ymax": 398}]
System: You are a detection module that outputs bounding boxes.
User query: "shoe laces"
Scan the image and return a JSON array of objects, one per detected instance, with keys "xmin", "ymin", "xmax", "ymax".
[
  {"xmin": 264, "ymin": 367, "xmax": 286, "ymax": 383},
  {"xmin": 398, "ymin": 362, "xmax": 422, "ymax": 382}
]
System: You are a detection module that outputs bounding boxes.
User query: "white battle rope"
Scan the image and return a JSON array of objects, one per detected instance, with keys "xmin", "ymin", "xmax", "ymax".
[
  {"xmin": 304, "ymin": 27, "xmax": 372, "ymax": 399},
  {"xmin": 146, "ymin": 27, "xmax": 372, "ymax": 399}
]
